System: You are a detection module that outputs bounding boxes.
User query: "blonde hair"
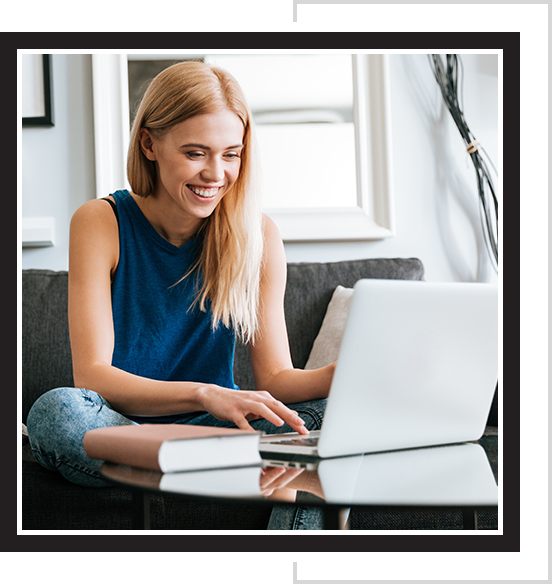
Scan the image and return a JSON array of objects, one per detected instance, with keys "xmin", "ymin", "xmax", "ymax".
[{"xmin": 127, "ymin": 61, "xmax": 263, "ymax": 344}]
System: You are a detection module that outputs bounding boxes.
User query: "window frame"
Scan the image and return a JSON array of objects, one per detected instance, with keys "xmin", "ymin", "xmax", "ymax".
[{"xmin": 92, "ymin": 53, "xmax": 395, "ymax": 241}]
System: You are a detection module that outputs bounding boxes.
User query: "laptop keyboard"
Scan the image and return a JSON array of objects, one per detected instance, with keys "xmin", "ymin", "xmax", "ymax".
[{"xmin": 272, "ymin": 436, "xmax": 320, "ymax": 447}]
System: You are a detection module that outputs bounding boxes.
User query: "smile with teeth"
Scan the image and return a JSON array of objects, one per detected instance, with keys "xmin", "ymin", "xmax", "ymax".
[{"xmin": 188, "ymin": 185, "xmax": 221, "ymax": 198}]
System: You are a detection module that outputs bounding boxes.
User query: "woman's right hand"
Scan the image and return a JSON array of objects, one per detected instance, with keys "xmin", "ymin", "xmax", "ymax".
[{"xmin": 196, "ymin": 385, "xmax": 309, "ymax": 434}]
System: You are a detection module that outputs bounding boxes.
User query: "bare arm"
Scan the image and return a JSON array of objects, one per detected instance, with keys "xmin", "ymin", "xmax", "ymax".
[
  {"xmin": 68, "ymin": 199, "xmax": 203, "ymax": 415},
  {"xmin": 248, "ymin": 215, "xmax": 335, "ymax": 404},
  {"xmin": 68, "ymin": 200, "xmax": 305, "ymax": 432}
]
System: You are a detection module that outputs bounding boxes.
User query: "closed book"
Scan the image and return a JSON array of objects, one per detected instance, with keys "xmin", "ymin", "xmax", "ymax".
[{"xmin": 83, "ymin": 424, "xmax": 262, "ymax": 473}]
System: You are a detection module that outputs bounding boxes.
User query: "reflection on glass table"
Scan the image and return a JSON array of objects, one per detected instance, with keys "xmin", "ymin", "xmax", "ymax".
[{"xmin": 101, "ymin": 442, "xmax": 497, "ymax": 530}]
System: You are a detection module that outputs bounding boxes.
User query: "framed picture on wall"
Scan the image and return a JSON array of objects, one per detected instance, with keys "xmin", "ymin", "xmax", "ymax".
[{"xmin": 22, "ymin": 54, "xmax": 54, "ymax": 127}]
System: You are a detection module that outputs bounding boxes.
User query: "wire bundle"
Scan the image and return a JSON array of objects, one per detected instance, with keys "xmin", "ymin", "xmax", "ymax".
[{"xmin": 428, "ymin": 55, "xmax": 499, "ymax": 273}]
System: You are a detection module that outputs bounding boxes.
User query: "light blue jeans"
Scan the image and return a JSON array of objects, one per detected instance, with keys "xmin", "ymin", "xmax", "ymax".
[{"xmin": 27, "ymin": 387, "xmax": 327, "ymax": 530}]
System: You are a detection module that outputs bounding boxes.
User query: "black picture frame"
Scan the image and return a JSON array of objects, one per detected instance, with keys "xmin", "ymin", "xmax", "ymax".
[{"xmin": 22, "ymin": 54, "xmax": 54, "ymax": 127}]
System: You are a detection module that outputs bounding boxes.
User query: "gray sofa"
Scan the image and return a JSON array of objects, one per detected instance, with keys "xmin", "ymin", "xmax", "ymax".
[{"xmin": 22, "ymin": 258, "xmax": 498, "ymax": 530}]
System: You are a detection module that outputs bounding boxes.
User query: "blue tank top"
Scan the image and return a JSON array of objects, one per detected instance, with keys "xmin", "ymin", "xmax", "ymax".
[{"xmin": 109, "ymin": 190, "xmax": 238, "ymax": 422}]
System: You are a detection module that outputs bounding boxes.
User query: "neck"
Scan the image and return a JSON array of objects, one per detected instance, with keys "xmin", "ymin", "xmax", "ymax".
[{"xmin": 131, "ymin": 192, "xmax": 203, "ymax": 248}]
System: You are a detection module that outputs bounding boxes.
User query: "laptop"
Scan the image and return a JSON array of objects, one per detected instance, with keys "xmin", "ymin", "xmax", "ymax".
[{"xmin": 260, "ymin": 278, "xmax": 498, "ymax": 459}]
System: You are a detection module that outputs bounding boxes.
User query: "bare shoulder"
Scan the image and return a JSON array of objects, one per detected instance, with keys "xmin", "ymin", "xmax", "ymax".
[
  {"xmin": 261, "ymin": 213, "xmax": 283, "ymax": 248},
  {"xmin": 70, "ymin": 197, "xmax": 119, "ymax": 273},
  {"xmin": 262, "ymin": 212, "xmax": 278, "ymax": 232},
  {"xmin": 71, "ymin": 197, "xmax": 116, "ymax": 226},
  {"xmin": 260, "ymin": 213, "xmax": 286, "ymax": 282},
  {"xmin": 70, "ymin": 197, "xmax": 119, "ymax": 245}
]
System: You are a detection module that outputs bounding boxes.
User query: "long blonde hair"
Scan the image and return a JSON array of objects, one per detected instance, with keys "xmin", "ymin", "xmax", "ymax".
[{"xmin": 127, "ymin": 61, "xmax": 263, "ymax": 344}]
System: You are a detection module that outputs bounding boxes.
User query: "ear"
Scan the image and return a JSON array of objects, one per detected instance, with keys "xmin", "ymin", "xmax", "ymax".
[{"xmin": 139, "ymin": 128, "xmax": 157, "ymax": 161}]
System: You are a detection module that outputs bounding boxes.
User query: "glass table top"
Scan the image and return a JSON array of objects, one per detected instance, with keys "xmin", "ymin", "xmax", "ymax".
[{"xmin": 101, "ymin": 441, "xmax": 498, "ymax": 508}]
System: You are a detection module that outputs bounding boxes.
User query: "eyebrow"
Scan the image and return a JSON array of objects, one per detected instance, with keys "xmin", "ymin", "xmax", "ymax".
[{"xmin": 180, "ymin": 143, "xmax": 243, "ymax": 150}]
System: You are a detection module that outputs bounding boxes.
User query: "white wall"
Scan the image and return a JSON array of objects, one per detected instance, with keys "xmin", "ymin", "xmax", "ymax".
[
  {"xmin": 21, "ymin": 54, "xmax": 498, "ymax": 283},
  {"xmin": 22, "ymin": 54, "xmax": 96, "ymax": 271}
]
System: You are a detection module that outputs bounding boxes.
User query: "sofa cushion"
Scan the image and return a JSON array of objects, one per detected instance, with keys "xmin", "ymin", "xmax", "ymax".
[
  {"xmin": 305, "ymin": 285, "xmax": 353, "ymax": 370},
  {"xmin": 22, "ymin": 270, "xmax": 74, "ymax": 423}
]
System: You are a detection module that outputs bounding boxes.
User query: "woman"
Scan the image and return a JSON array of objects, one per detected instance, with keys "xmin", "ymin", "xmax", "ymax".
[{"xmin": 27, "ymin": 61, "xmax": 334, "ymax": 529}]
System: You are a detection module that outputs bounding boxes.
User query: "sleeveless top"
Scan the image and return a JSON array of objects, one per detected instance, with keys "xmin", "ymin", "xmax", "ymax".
[{"xmin": 108, "ymin": 190, "xmax": 238, "ymax": 423}]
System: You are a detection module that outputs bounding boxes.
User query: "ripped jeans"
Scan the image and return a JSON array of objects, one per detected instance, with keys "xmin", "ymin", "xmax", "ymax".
[{"xmin": 26, "ymin": 387, "xmax": 327, "ymax": 530}]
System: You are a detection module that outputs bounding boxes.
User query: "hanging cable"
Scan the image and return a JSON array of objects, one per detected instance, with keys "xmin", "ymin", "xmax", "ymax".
[{"xmin": 428, "ymin": 54, "xmax": 498, "ymax": 273}]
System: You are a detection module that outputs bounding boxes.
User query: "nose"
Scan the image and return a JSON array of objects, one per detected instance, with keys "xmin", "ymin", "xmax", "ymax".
[{"xmin": 200, "ymin": 156, "xmax": 225, "ymax": 183}]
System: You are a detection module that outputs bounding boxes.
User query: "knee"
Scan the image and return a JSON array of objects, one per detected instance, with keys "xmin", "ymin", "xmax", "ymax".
[
  {"xmin": 29, "ymin": 387, "xmax": 87, "ymax": 423},
  {"xmin": 28, "ymin": 388, "xmax": 76, "ymax": 433},
  {"xmin": 26, "ymin": 387, "xmax": 119, "ymax": 487},
  {"xmin": 27, "ymin": 387, "xmax": 105, "ymax": 445}
]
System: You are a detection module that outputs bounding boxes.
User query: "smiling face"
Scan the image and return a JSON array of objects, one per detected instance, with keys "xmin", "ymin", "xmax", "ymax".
[{"xmin": 139, "ymin": 108, "xmax": 245, "ymax": 231}]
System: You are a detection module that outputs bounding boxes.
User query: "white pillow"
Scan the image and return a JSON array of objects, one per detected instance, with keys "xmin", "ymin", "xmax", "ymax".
[{"xmin": 305, "ymin": 285, "xmax": 354, "ymax": 370}]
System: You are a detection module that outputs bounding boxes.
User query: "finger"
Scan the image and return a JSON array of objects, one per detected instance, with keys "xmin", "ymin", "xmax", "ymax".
[
  {"xmin": 255, "ymin": 397, "xmax": 309, "ymax": 434},
  {"xmin": 259, "ymin": 466, "xmax": 286, "ymax": 488},
  {"xmin": 245, "ymin": 413, "xmax": 262, "ymax": 421},
  {"xmin": 266, "ymin": 467, "xmax": 304, "ymax": 490},
  {"xmin": 273, "ymin": 404, "xmax": 309, "ymax": 434},
  {"xmin": 251, "ymin": 403, "xmax": 286, "ymax": 428},
  {"xmin": 233, "ymin": 417, "xmax": 255, "ymax": 432},
  {"xmin": 239, "ymin": 393, "xmax": 309, "ymax": 434},
  {"xmin": 255, "ymin": 401, "xmax": 309, "ymax": 434},
  {"xmin": 260, "ymin": 467, "xmax": 304, "ymax": 495}
]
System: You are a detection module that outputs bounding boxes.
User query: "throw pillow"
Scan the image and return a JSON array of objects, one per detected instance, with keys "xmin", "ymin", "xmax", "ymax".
[{"xmin": 305, "ymin": 285, "xmax": 354, "ymax": 370}]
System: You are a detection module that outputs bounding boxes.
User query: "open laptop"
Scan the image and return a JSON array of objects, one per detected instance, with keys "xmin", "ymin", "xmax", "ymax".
[{"xmin": 260, "ymin": 279, "xmax": 498, "ymax": 459}]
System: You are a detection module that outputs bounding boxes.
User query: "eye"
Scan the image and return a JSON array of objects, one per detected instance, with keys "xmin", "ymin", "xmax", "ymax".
[
  {"xmin": 186, "ymin": 151, "xmax": 205, "ymax": 159},
  {"xmin": 224, "ymin": 152, "xmax": 241, "ymax": 160}
]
